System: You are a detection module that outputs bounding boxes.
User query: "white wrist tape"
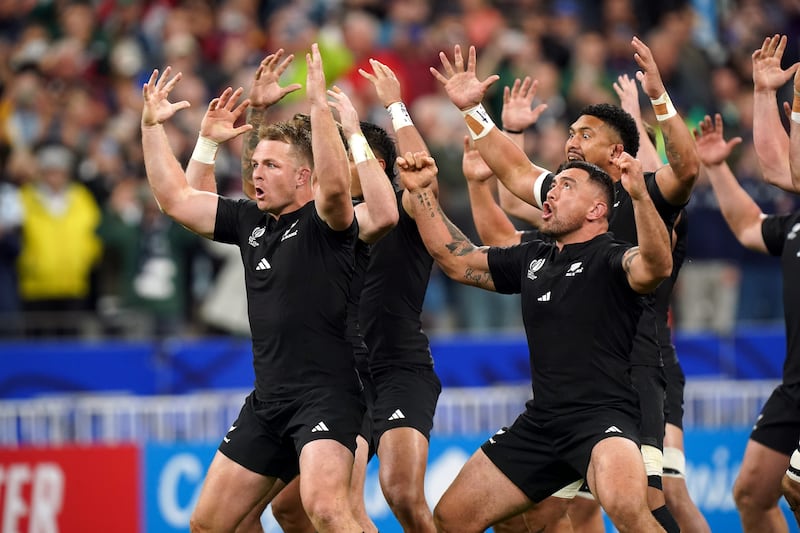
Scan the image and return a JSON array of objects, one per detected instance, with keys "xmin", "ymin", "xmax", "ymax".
[
  {"xmin": 348, "ymin": 133, "xmax": 375, "ymax": 165},
  {"xmin": 191, "ymin": 135, "xmax": 219, "ymax": 165},
  {"xmin": 387, "ymin": 101, "xmax": 413, "ymax": 131},
  {"xmin": 462, "ymin": 104, "xmax": 496, "ymax": 140},
  {"xmin": 651, "ymin": 92, "xmax": 677, "ymax": 122}
]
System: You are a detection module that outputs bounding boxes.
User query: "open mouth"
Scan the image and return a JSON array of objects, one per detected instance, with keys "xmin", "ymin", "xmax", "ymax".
[
  {"xmin": 254, "ymin": 186, "xmax": 265, "ymax": 200},
  {"xmin": 542, "ymin": 201, "xmax": 553, "ymax": 220},
  {"xmin": 566, "ymin": 151, "xmax": 583, "ymax": 161}
]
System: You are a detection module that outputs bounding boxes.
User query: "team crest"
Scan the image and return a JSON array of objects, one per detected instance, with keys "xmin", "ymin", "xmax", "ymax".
[
  {"xmin": 248, "ymin": 226, "xmax": 266, "ymax": 247},
  {"xmin": 527, "ymin": 258, "xmax": 546, "ymax": 280}
]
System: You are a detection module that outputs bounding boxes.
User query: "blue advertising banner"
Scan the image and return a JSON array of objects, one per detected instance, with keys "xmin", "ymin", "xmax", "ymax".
[{"xmin": 142, "ymin": 429, "xmax": 795, "ymax": 532}]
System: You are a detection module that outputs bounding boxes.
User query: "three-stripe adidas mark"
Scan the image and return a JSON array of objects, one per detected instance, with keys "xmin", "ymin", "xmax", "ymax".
[
  {"xmin": 604, "ymin": 426, "xmax": 622, "ymax": 433},
  {"xmin": 537, "ymin": 291, "xmax": 551, "ymax": 302},
  {"xmin": 388, "ymin": 409, "xmax": 405, "ymax": 421},
  {"xmin": 255, "ymin": 257, "xmax": 271, "ymax": 270},
  {"xmin": 311, "ymin": 421, "xmax": 329, "ymax": 432}
]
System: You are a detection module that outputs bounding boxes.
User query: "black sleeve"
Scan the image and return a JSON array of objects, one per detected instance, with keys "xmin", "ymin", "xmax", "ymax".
[{"xmin": 488, "ymin": 241, "xmax": 539, "ymax": 294}]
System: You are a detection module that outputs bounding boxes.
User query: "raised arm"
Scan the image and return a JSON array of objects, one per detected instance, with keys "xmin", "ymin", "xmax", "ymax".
[
  {"xmin": 240, "ymin": 49, "xmax": 302, "ymax": 199},
  {"xmin": 632, "ymin": 36, "xmax": 699, "ymax": 205},
  {"xmin": 431, "ymin": 45, "xmax": 545, "ymax": 207},
  {"xmin": 752, "ymin": 35, "xmax": 797, "ymax": 190},
  {"xmin": 327, "ymin": 85, "xmax": 398, "ymax": 243},
  {"xmin": 399, "ymin": 151, "xmax": 495, "ymax": 291},
  {"xmin": 461, "ymin": 136, "xmax": 523, "ymax": 246},
  {"xmin": 695, "ymin": 114, "xmax": 768, "ymax": 253},
  {"xmin": 613, "ymin": 73, "xmax": 662, "ymax": 172},
  {"xmin": 788, "ymin": 67, "xmax": 800, "ymax": 192},
  {"xmin": 186, "ymin": 86, "xmax": 252, "ymax": 193},
  {"xmin": 615, "ymin": 152, "xmax": 673, "ymax": 293},
  {"xmin": 140, "ymin": 68, "xmax": 220, "ymax": 239},
  {"xmin": 307, "ymin": 43, "xmax": 353, "ymax": 230},
  {"xmin": 497, "ymin": 76, "xmax": 548, "ymax": 225}
]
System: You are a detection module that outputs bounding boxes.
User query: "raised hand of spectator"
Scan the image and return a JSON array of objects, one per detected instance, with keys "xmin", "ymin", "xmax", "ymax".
[
  {"xmin": 752, "ymin": 34, "xmax": 798, "ymax": 93},
  {"xmin": 430, "ymin": 45, "xmax": 499, "ymax": 111},
  {"xmin": 250, "ymin": 49, "xmax": 302, "ymax": 109},
  {"xmin": 199, "ymin": 87, "xmax": 252, "ymax": 144},
  {"xmin": 501, "ymin": 77, "xmax": 547, "ymax": 132},
  {"xmin": 327, "ymin": 85, "xmax": 360, "ymax": 138},
  {"xmin": 631, "ymin": 37, "xmax": 667, "ymax": 100},
  {"xmin": 359, "ymin": 59, "xmax": 402, "ymax": 107},
  {"xmin": 141, "ymin": 67, "xmax": 190, "ymax": 127},
  {"xmin": 694, "ymin": 114, "xmax": 743, "ymax": 167},
  {"xmin": 462, "ymin": 136, "xmax": 494, "ymax": 185}
]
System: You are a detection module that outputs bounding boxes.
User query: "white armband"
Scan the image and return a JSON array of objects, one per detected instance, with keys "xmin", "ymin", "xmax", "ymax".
[
  {"xmin": 650, "ymin": 92, "xmax": 677, "ymax": 122},
  {"xmin": 191, "ymin": 135, "xmax": 219, "ymax": 165},
  {"xmin": 462, "ymin": 104, "xmax": 496, "ymax": 140},
  {"xmin": 349, "ymin": 133, "xmax": 375, "ymax": 165},
  {"xmin": 387, "ymin": 101, "xmax": 414, "ymax": 131}
]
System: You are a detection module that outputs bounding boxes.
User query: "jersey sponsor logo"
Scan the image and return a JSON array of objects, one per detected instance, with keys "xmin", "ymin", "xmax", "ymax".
[
  {"xmin": 248, "ymin": 226, "xmax": 266, "ymax": 247},
  {"xmin": 488, "ymin": 427, "xmax": 507, "ymax": 444},
  {"xmin": 527, "ymin": 258, "xmax": 546, "ymax": 280},
  {"xmin": 565, "ymin": 261, "xmax": 583, "ymax": 277},
  {"xmin": 255, "ymin": 257, "xmax": 271, "ymax": 271},
  {"xmin": 604, "ymin": 426, "xmax": 622, "ymax": 433},
  {"xmin": 281, "ymin": 220, "xmax": 300, "ymax": 242},
  {"xmin": 536, "ymin": 291, "xmax": 551, "ymax": 302},
  {"xmin": 311, "ymin": 421, "xmax": 330, "ymax": 433},
  {"xmin": 388, "ymin": 409, "xmax": 406, "ymax": 421},
  {"xmin": 223, "ymin": 424, "xmax": 237, "ymax": 443}
]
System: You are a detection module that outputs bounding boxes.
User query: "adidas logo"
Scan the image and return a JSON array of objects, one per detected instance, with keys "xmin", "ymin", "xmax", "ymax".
[
  {"xmin": 311, "ymin": 421, "xmax": 329, "ymax": 433},
  {"xmin": 255, "ymin": 257, "xmax": 271, "ymax": 271},
  {"xmin": 223, "ymin": 424, "xmax": 237, "ymax": 443},
  {"xmin": 388, "ymin": 409, "xmax": 406, "ymax": 421},
  {"xmin": 604, "ymin": 426, "xmax": 622, "ymax": 434},
  {"xmin": 537, "ymin": 291, "xmax": 551, "ymax": 302}
]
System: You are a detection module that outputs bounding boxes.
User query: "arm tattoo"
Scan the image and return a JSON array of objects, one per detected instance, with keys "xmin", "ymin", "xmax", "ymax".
[
  {"xmin": 662, "ymin": 131, "xmax": 683, "ymax": 169},
  {"xmin": 443, "ymin": 214, "xmax": 477, "ymax": 256},
  {"xmin": 465, "ymin": 266, "xmax": 493, "ymax": 287},
  {"xmin": 622, "ymin": 247, "xmax": 640, "ymax": 273}
]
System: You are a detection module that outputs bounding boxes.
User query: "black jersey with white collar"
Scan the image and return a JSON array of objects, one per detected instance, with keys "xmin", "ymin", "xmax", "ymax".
[
  {"xmin": 360, "ymin": 190, "xmax": 434, "ymax": 372},
  {"xmin": 213, "ymin": 198, "xmax": 361, "ymax": 399},
  {"xmin": 488, "ymin": 234, "xmax": 641, "ymax": 421},
  {"xmin": 761, "ymin": 212, "xmax": 800, "ymax": 385},
  {"xmin": 537, "ymin": 171, "xmax": 683, "ymax": 367}
]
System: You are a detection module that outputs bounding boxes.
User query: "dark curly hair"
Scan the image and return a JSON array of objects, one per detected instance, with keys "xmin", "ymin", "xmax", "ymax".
[
  {"xmin": 359, "ymin": 121, "xmax": 397, "ymax": 182},
  {"xmin": 578, "ymin": 103, "xmax": 640, "ymax": 158}
]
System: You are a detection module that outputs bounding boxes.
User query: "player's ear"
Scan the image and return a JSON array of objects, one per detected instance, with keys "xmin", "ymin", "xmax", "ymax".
[
  {"xmin": 296, "ymin": 167, "xmax": 312, "ymax": 187},
  {"xmin": 588, "ymin": 200, "xmax": 608, "ymax": 221}
]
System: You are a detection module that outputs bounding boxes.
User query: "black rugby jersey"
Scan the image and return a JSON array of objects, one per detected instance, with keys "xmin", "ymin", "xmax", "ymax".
[
  {"xmin": 489, "ymin": 234, "xmax": 641, "ymax": 421},
  {"xmin": 761, "ymin": 212, "xmax": 800, "ymax": 385},
  {"xmin": 213, "ymin": 198, "xmax": 361, "ymax": 398},
  {"xmin": 360, "ymin": 190, "xmax": 434, "ymax": 371},
  {"xmin": 347, "ymin": 214, "xmax": 371, "ymax": 377},
  {"xmin": 655, "ymin": 209, "xmax": 688, "ymax": 367},
  {"xmin": 536, "ymin": 171, "xmax": 683, "ymax": 367}
]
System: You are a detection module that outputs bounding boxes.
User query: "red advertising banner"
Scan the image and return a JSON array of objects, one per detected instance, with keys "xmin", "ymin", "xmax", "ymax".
[{"xmin": 0, "ymin": 445, "xmax": 141, "ymax": 533}]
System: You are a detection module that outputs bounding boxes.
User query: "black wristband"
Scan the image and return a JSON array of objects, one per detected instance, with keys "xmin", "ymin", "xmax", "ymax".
[{"xmin": 503, "ymin": 128, "xmax": 524, "ymax": 134}]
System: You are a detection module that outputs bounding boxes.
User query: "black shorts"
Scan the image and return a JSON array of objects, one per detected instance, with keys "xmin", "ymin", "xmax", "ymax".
[
  {"xmin": 371, "ymin": 365, "xmax": 441, "ymax": 445},
  {"xmin": 481, "ymin": 408, "xmax": 640, "ymax": 503},
  {"xmin": 663, "ymin": 359, "xmax": 686, "ymax": 430},
  {"xmin": 750, "ymin": 382, "xmax": 800, "ymax": 456},
  {"xmin": 631, "ymin": 364, "xmax": 666, "ymax": 449},
  {"xmin": 360, "ymin": 375, "xmax": 377, "ymax": 458},
  {"xmin": 218, "ymin": 388, "xmax": 365, "ymax": 483}
]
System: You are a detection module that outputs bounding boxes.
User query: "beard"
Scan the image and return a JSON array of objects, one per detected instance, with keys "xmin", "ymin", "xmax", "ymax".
[{"xmin": 539, "ymin": 209, "xmax": 584, "ymax": 239}]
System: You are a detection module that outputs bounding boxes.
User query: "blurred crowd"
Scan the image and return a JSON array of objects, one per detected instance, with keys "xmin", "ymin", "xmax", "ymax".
[{"xmin": 1, "ymin": 0, "xmax": 799, "ymax": 339}]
